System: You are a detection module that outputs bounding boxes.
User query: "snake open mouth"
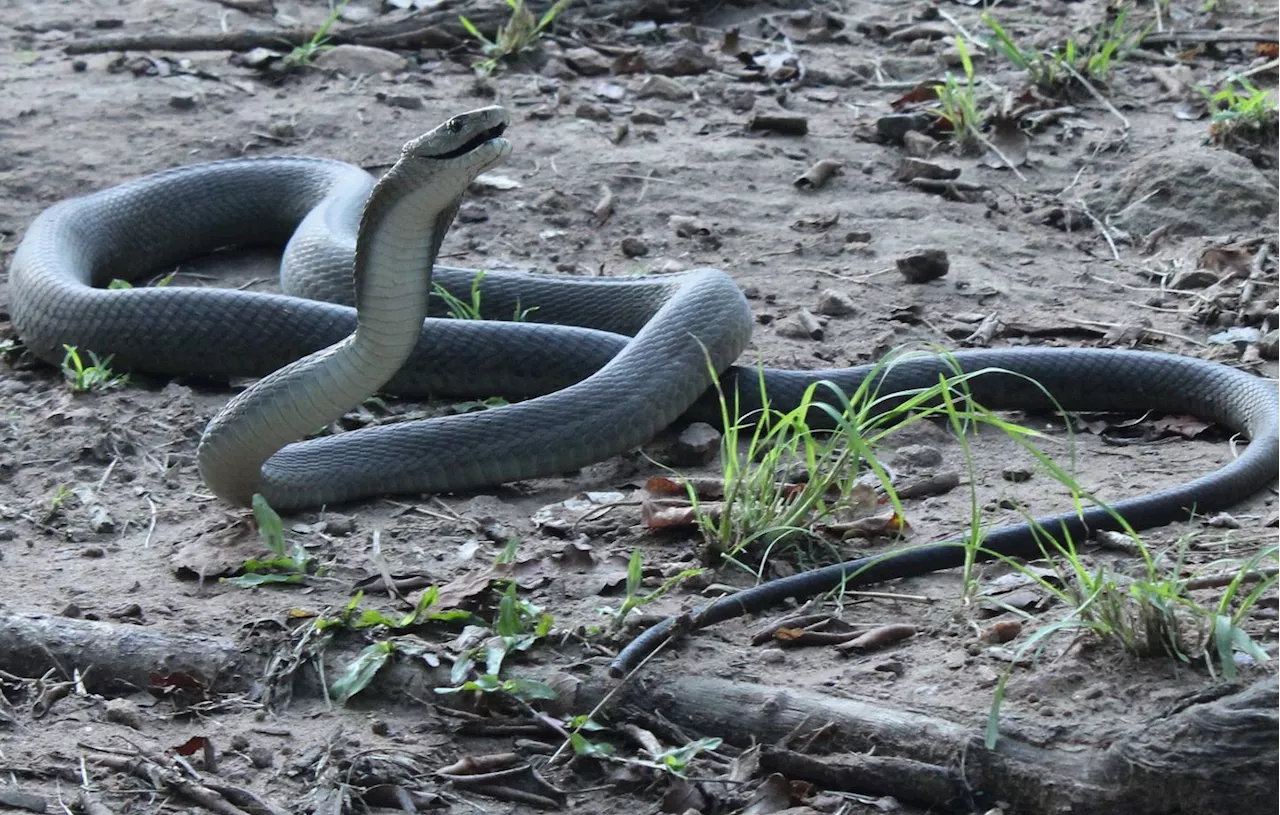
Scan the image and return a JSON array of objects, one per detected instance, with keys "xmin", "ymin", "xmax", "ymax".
[{"xmin": 431, "ymin": 122, "xmax": 508, "ymax": 160}]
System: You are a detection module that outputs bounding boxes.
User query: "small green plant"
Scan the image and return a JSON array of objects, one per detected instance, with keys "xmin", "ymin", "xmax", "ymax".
[
  {"xmin": 691, "ymin": 350, "xmax": 1054, "ymax": 581},
  {"xmin": 61, "ymin": 345, "xmax": 128, "ymax": 392},
  {"xmin": 433, "ymin": 271, "xmax": 537, "ymax": 321},
  {"xmin": 459, "ymin": 0, "xmax": 572, "ymax": 76},
  {"xmin": 1203, "ymin": 76, "xmax": 1278, "ymax": 162},
  {"xmin": 108, "ymin": 271, "xmax": 174, "ymax": 289},
  {"xmin": 222, "ymin": 494, "xmax": 323, "ymax": 587},
  {"xmin": 597, "ymin": 550, "xmax": 705, "ymax": 631},
  {"xmin": 981, "ymin": 524, "xmax": 1277, "ymax": 748},
  {"xmin": 322, "ymin": 589, "xmax": 481, "ymax": 703},
  {"xmin": 982, "ymin": 9, "xmax": 1148, "ymax": 93},
  {"xmin": 284, "ymin": 1, "xmax": 348, "ymax": 68},
  {"xmin": 435, "ymin": 582, "xmax": 557, "ymax": 702},
  {"xmin": 935, "ymin": 36, "xmax": 983, "ymax": 154}
]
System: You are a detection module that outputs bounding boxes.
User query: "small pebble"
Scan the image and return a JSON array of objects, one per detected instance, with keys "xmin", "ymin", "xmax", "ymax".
[
  {"xmin": 168, "ymin": 93, "xmax": 197, "ymax": 110},
  {"xmin": 891, "ymin": 444, "xmax": 942, "ymax": 469},
  {"xmin": 776, "ymin": 308, "xmax": 823, "ymax": 340},
  {"xmin": 759, "ymin": 648, "xmax": 786, "ymax": 664},
  {"xmin": 620, "ymin": 236, "xmax": 649, "ymax": 258},
  {"xmin": 249, "ymin": 746, "xmax": 275, "ymax": 768},
  {"xmin": 574, "ymin": 103, "xmax": 612, "ymax": 121},
  {"xmin": 71, "ymin": 59, "xmax": 88, "ymax": 72},
  {"xmin": 1001, "ymin": 466, "xmax": 1033, "ymax": 483},
  {"xmin": 104, "ymin": 698, "xmax": 144, "ymax": 730},
  {"xmin": 630, "ymin": 110, "xmax": 666, "ymax": 126},
  {"xmin": 816, "ymin": 289, "xmax": 858, "ymax": 316},
  {"xmin": 896, "ymin": 248, "xmax": 949, "ymax": 283},
  {"xmin": 380, "ymin": 93, "xmax": 423, "ymax": 110},
  {"xmin": 636, "ymin": 74, "xmax": 692, "ymax": 100},
  {"xmin": 675, "ymin": 422, "xmax": 721, "ymax": 465}
]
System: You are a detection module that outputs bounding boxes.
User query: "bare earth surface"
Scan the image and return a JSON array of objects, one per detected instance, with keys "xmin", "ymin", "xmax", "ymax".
[{"xmin": 0, "ymin": 1, "xmax": 1277, "ymax": 813}]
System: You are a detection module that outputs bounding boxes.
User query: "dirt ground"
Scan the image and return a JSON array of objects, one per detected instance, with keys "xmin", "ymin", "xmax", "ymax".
[{"xmin": 1, "ymin": 1, "xmax": 1278, "ymax": 813}]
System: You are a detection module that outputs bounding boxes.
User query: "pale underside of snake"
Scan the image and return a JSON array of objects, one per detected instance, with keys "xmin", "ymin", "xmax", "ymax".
[{"xmin": 9, "ymin": 106, "xmax": 1278, "ymax": 668}]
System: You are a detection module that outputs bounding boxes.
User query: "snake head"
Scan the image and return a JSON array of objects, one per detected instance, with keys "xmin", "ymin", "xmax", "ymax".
[{"xmin": 401, "ymin": 106, "xmax": 511, "ymax": 169}]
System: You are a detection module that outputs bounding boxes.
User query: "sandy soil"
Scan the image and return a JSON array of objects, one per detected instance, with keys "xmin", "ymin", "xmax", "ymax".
[{"xmin": 0, "ymin": 1, "xmax": 1277, "ymax": 813}]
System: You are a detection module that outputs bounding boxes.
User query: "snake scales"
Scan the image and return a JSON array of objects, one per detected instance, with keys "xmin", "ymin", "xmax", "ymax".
[{"xmin": 9, "ymin": 106, "xmax": 1278, "ymax": 662}]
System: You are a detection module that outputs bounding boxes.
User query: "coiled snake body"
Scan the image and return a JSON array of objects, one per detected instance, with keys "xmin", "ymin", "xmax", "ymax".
[{"xmin": 9, "ymin": 106, "xmax": 1278, "ymax": 662}]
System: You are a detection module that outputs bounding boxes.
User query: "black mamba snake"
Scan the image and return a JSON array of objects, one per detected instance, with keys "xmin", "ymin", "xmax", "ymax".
[{"xmin": 9, "ymin": 106, "xmax": 1277, "ymax": 669}]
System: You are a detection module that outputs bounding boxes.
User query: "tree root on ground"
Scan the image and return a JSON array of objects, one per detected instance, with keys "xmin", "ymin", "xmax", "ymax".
[{"xmin": 1, "ymin": 612, "xmax": 1273, "ymax": 814}]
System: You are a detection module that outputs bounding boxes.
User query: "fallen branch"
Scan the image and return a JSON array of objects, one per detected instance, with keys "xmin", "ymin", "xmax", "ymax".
[
  {"xmin": 609, "ymin": 675, "xmax": 1279, "ymax": 814},
  {"xmin": 1141, "ymin": 29, "xmax": 1279, "ymax": 47},
  {"xmin": 2, "ymin": 613, "xmax": 1273, "ymax": 814},
  {"xmin": 60, "ymin": 0, "xmax": 715, "ymax": 55}
]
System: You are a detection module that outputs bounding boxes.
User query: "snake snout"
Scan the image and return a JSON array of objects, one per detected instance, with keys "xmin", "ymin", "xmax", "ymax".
[{"xmin": 406, "ymin": 107, "xmax": 510, "ymax": 161}]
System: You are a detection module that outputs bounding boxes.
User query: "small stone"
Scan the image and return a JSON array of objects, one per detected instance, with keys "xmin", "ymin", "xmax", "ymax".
[
  {"xmin": 777, "ymin": 309, "xmax": 824, "ymax": 340},
  {"xmin": 539, "ymin": 57, "xmax": 576, "ymax": 80},
  {"xmin": 637, "ymin": 74, "xmax": 692, "ymax": 100},
  {"xmin": 891, "ymin": 444, "xmax": 942, "ymax": 469},
  {"xmin": 322, "ymin": 515, "xmax": 356, "ymax": 537},
  {"xmin": 902, "ymin": 129, "xmax": 938, "ymax": 157},
  {"xmin": 104, "ymin": 698, "xmax": 144, "ymax": 730},
  {"xmin": 722, "ymin": 87, "xmax": 755, "ymax": 112},
  {"xmin": 675, "ymin": 422, "xmax": 721, "ymax": 465},
  {"xmin": 759, "ymin": 648, "xmax": 786, "ymax": 664},
  {"xmin": 80, "ymin": 546, "xmax": 106, "ymax": 558},
  {"xmin": 339, "ymin": 4, "xmax": 375, "ymax": 23},
  {"xmin": 1001, "ymin": 466, "xmax": 1033, "ymax": 483},
  {"xmin": 168, "ymin": 93, "xmax": 197, "ymax": 110},
  {"xmin": 314, "ymin": 44, "xmax": 408, "ymax": 74},
  {"xmin": 894, "ymin": 157, "xmax": 960, "ymax": 182},
  {"xmin": 620, "ymin": 236, "xmax": 649, "ymax": 257},
  {"xmin": 896, "ymin": 248, "xmax": 949, "ymax": 283},
  {"xmin": 249, "ymin": 746, "xmax": 275, "ymax": 768},
  {"xmin": 456, "ymin": 203, "xmax": 489, "ymax": 223},
  {"xmin": 594, "ymin": 81, "xmax": 626, "ymax": 101},
  {"xmin": 71, "ymin": 59, "xmax": 88, "ymax": 72},
  {"xmin": 241, "ymin": 47, "xmax": 282, "ymax": 69},
  {"xmin": 1260, "ymin": 329, "xmax": 1278, "ymax": 360},
  {"xmin": 630, "ymin": 110, "xmax": 666, "ymax": 126},
  {"xmin": 379, "ymin": 93, "xmax": 423, "ymax": 110},
  {"xmin": 876, "ymin": 113, "xmax": 935, "ymax": 144},
  {"xmin": 88, "ymin": 504, "xmax": 115, "ymax": 533},
  {"xmin": 817, "ymin": 289, "xmax": 858, "ymax": 316},
  {"xmin": 574, "ymin": 102, "xmax": 612, "ymax": 121},
  {"xmin": 1206, "ymin": 512, "xmax": 1242, "ymax": 529},
  {"xmin": 1168, "ymin": 268, "xmax": 1220, "ymax": 290},
  {"xmin": 0, "ymin": 526, "xmax": 14, "ymax": 542},
  {"xmin": 647, "ymin": 40, "xmax": 716, "ymax": 76},
  {"xmin": 563, "ymin": 46, "xmax": 611, "ymax": 76}
]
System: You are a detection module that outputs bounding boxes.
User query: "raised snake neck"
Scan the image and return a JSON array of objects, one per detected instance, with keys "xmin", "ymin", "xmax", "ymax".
[{"xmin": 9, "ymin": 107, "xmax": 1278, "ymax": 656}]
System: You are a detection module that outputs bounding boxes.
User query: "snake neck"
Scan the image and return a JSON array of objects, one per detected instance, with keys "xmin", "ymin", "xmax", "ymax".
[{"xmin": 196, "ymin": 184, "xmax": 461, "ymax": 507}]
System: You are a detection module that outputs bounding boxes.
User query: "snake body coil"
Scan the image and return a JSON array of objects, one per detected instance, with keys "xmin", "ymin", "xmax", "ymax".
[{"xmin": 8, "ymin": 108, "xmax": 1278, "ymax": 635}]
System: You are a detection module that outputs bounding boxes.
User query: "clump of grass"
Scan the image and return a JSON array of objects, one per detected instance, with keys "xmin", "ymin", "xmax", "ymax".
[
  {"xmin": 283, "ymin": 1, "xmax": 348, "ymax": 68},
  {"xmin": 61, "ymin": 344, "xmax": 128, "ymax": 393},
  {"xmin": 982, "ymin": 9, "xmax": 1149, "ymax": 94},
  {"xmin": 981, "ymin": 523, "xmax": 1276, "ymax": 747},
  {"xmin": 1202, "ymin": 76, "xmax": 1278, "ymax": 165},
  {"xmin": 459, "ymin": 0, "xmax": 572, "ymax": 76},
  {"xmin": 935, "ymin": 37, "xmax": 984, "ymax": 154},
  {"xmin": 432, "ymin": 270, "xmax": 537, "ymax": 321},
  {"xmin": 222, "ymin": 494, "xmax": 323, "ymax": 587},
  {"xmin": 691, "ymin": 349, "xmax": 1049, "ymax": 583},
  {"xmin": 597, "ymin": 550, "xmax": 705, "ymax": 631}
]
